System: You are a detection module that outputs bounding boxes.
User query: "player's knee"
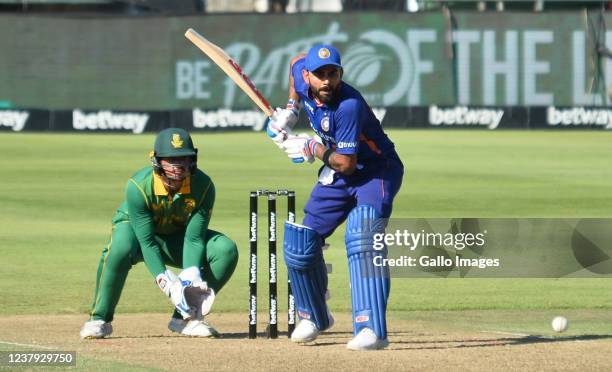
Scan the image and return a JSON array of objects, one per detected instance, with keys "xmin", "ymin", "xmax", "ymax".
[
  {"xmin": 105, "ymin": 243, "xmax": 136, "ymax": 273},
  {"xmin": 284, "ymin": 222, "xmax": 324, "ymax": 269},
  {"xmin": 345, "ymin": 204, "xmax": 384, "ymax": 257},
  {"xmin": 212, "ymin": 235, "xmax": 239, "ymax": 266}
]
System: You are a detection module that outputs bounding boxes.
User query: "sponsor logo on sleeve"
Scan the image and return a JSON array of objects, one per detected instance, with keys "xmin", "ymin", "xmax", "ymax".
[{"xmin": 337, "ymin": 141, "xmax": 358, "ymax": 149}]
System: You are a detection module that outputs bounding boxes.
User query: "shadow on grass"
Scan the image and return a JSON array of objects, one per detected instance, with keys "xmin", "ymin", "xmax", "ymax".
[
  {"xmin": 107, "ymin": 332, "xmax": 612, "ymax": 350},
  {"xmin": 280, "ymin": 333, "xmax": 612, "ymax": 349},
  {"xmin": 388, "ymin": 334, "xmax": 612, "ymax": 350}
]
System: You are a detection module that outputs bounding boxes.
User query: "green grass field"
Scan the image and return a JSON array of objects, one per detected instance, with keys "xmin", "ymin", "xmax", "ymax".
[{"xmin": 1, "ymin": 130, "xmax": 611, "ymax": 321}]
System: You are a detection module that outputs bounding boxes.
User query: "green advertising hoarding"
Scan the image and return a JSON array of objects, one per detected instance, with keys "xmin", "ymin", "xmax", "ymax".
[{"xmin": 0, "ymin": 12, "xmax": 610, "ymax": 109}]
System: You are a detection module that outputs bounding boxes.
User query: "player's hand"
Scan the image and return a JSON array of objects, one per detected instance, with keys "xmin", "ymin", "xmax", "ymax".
[
  {"xmin": 265, "ymin": 106, "xmax": 299, "ymax": 145},
  {"xmin": 156, "ymin": 269, "xmax": 196, "ymax": 319},
  {"xmin": 190, "ymin": 283, "xmax": 215, "ymax": 318},
  {"xmin": 178, "ymin": 267, "xmax": 215, "ymax": 318},
  {"xmin": 280, "ymin": 134, "xmax": 321, "ymax": 164}
]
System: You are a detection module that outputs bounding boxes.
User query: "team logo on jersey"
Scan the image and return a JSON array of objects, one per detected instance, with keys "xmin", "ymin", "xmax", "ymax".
[
  {"xmin": 321, "ymin": 116, "xmax": 330, "ymax": 132},
  {"xmin": 171, "ymin": 134, "xmax": 184, "ymax": 148},
  {"xmin": 184, "ymin": 198, "xmax": 196, "ymax": 213},
  {"xmin": 318, "ymin": 47, "xmax": 331, "ymax": 59}
]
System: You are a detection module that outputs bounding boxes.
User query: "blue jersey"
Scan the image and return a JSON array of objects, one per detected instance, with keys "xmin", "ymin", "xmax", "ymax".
[{"xmin": 291, "ymin": 58, "xmax": 398, "ymax": 174}]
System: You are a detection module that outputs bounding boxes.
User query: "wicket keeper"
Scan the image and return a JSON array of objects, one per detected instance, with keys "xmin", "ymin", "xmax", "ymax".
[
  {"xmin": 80, "ymin": 128, "xmax": 238, "ymax": 339},
  {"xmin": 267, "ymin": 45, "xmax": 404, "ymax": 350}
]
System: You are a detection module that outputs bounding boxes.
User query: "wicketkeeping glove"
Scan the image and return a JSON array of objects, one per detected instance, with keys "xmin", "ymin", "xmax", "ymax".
[
  {"xmin": 156, "ymin": 267, "xmax": 213, "ymax": 320},
  {"xmin": 156, "ymin": 269, "xmax": 195, "ymax": 319},
  {"xmin": 178, "ymin": 267, "xmax": 215, "ymax": 318}
]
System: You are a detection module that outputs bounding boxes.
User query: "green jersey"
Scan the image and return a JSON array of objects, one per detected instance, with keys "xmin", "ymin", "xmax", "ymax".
[{"xmin": 112, "ymin": 167, "xmax": 215, "ymax": 276}]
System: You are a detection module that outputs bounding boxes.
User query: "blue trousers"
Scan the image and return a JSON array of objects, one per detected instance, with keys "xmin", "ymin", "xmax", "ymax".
[{"xmin": 303, "ymin": 156, "xmax": 404, "ymax": 238}]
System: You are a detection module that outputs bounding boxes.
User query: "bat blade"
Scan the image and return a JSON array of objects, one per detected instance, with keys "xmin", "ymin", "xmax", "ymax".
[{"xmin": 185, "ymin": 28, "xmax": 274, "ymax": 117}]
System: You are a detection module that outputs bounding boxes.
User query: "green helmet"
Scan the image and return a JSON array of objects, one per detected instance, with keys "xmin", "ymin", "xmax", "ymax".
[
  {"xmin": 153, "ymin": 127, "xmax": 198, "ymax": 158},
  {"xmin": 151, "ymin": 128, "xmax": 198, "ymax": 177}
]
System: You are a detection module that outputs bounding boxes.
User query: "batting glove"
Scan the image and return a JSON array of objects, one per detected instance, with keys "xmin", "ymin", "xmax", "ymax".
[
  {"xmin": 280, "ymin": 134, "xmax": 321, "ymax": 164},
  {"xmin": 265, "ymin": 102, "xmax": 300, "ymax": 146}
]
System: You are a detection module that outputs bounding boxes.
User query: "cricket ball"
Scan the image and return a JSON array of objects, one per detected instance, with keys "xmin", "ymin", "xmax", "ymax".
[{"xmin": 551, "ymin": 316, "xmax": 569, "ymax": 333}]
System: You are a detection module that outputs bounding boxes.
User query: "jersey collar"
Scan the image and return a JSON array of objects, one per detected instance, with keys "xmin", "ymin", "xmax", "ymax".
[{"xmin": 153, "ymin": 172, "xmax": 191, "ymax": 196}]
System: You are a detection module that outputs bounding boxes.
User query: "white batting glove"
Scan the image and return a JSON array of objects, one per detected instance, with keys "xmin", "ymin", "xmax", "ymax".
[
  {"xmin": 265, "ymin": 103, "xmax": 300, "ymax": 146},
  {"xmin": 280, "ymin": 134, "xmax": 321, "ymax": 164}
]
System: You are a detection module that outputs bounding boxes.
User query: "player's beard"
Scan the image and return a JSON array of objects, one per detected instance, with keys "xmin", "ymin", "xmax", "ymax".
[{"xmin": 313, "ymin": 83, "xmax": 340, "ymax": 104}]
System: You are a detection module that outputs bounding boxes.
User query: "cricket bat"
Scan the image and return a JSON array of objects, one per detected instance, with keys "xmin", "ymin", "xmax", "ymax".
[{"xmin": 185, "ymin": 28, "xmax": 274, "ymax": 117}]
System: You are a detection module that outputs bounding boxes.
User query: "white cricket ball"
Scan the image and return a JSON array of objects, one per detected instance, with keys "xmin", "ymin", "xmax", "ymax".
[{"xmin": 551, "ymin": 316, "xmax": 569, "ymax": 333}]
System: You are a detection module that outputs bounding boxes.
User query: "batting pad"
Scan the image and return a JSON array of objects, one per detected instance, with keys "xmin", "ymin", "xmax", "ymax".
[
  {"xmin": 345, "ymin": 205, "xmax": 390, "ymax": 340},
  {"xmin": 283, "ymin": 222, "xmax": 330, "ymax": 331}
]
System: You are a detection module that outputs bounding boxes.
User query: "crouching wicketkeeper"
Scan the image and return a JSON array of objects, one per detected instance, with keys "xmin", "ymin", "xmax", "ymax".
[{"xmin": 80, "ymin": 128, "xmax": 238, "ymax": 339}]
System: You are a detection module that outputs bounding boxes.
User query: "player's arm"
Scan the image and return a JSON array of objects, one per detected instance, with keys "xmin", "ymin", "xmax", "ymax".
[
  {"xmin": 327, "ymin": 98, "xmax": 361, "ymax": 174},
  {"xmin": 287, "ymin": 53, "xmax": 305, "ymax": 103},
  {"xmin": 311, "ymin": 145, "xmax": 357, "ymax": 175},
  {"xmin": 125, "ymin": 179, "xmax": 166, "ymax": 277},
  {"xmin": 285, "ymin": 98, "xmax": 360, "ymax": 173},
  {"xmin": 182, "ymin": 179, "xmax": 215, "ymax": 270},
  {"xmin": 266, "ymin": 54, "xmax": 306, "ymax": 143}
]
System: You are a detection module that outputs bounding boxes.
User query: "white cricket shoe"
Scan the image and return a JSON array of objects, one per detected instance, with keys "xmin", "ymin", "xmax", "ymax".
[
  {"xmin": 80, "ymin": 320, "xmax": 112, "ymax": 339},
  {"xmin": 347, "ymin": 328, "xmax": 389, "ymax": 350},
  {"xmin": 168, "ymin": 318, "xmax": 219, "ymax": 338},
  {"xmin": 290, "ymin": 310, "xmax": 335, "ymax": 343}
]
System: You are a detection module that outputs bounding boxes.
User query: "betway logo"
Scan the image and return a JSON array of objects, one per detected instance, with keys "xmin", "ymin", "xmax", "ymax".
[
  {"xmin": 429, "ymin": 106, "xmax": 504, "ymax": 129},
  {"xmin": 250, "ymin": 212, "xmax": 257, "ymax": 242},
  {"xmin": 269, "ymin": 212, "xmax": 276, "ymax": 242},
  {"xmin": 547, "ymin": 107, "xmax": 612, "ymax": 129},
  {"xmin": 73, "ymin": 110, "xmax": 148, "ymax": 133},
  {"xmin": 269, "ymin": 252, "xmax": 277, "ymax": 283},
  {"xmin": 249, "ymin": 253, "xmax": 257, "ymax": 284},
  {"xmin": 249, "ymin": 295, "xmax": 257, "ymax": 324},
  {"xmin": 270, "ymin": 297, "xmax": 277, "ymax": 324},
  {"xmin": 0, "ymin": 110, "xmax": 29, "ymax": 132},
  {"xmin": 193, "ymin": 108, "xmax": 264, "ymax": 130}
]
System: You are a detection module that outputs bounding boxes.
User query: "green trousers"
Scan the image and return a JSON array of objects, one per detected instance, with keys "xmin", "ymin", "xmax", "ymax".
[{"xmin": 88, "ymin": 221, "xmax": 238, "ymax": 322}]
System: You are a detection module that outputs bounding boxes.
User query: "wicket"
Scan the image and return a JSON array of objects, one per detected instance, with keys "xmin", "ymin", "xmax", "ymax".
[{"xmin": 249, "ymin": 189, "xmax": 296, "ymax": 339}]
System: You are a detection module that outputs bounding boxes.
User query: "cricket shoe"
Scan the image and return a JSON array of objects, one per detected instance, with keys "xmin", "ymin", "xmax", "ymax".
[
  {"xmin": 168, "ymin": 318, "xmax": 219, "ymax": 338},
  {"xmin": 346, "ymin": 328, "xmax": 389, "ymax": 351},
  {"xmin": 290, "ymin": 309, "xmax": 335, "ymax": 343},
  {"xmin": 80, "ymin": 320, "xmax": 112, "ymax": 339}
]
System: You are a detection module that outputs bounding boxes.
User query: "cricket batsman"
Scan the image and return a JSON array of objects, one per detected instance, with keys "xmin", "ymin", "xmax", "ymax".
[
  {"xmin": 80, "ymin": 128, "xmax": 238, "ymax": 339},
  {"xmin": 267, "ymin": 45, "xmax": 404, "ymax": 350}
]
